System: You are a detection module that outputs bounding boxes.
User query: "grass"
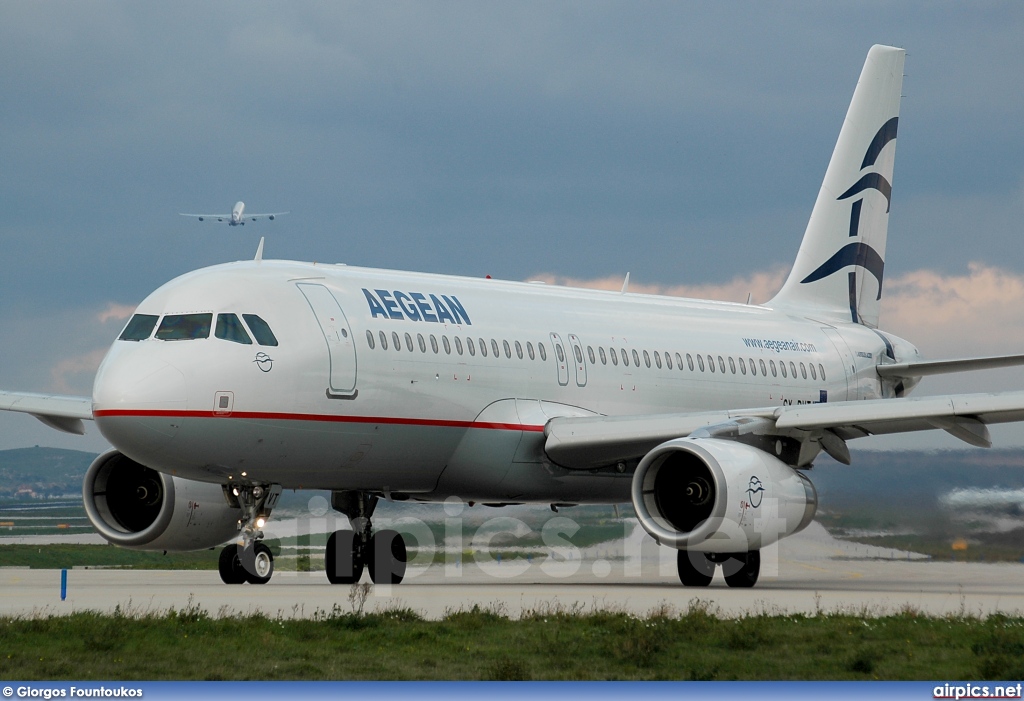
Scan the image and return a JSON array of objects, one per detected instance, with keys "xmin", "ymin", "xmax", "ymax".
[
  {"xmin": 0, "ymin": 544, "xmax": 221, "ymax": 570},
  {"xmin": 2, "ymin": 598, "xmax": 1024, "ymax": 680}
]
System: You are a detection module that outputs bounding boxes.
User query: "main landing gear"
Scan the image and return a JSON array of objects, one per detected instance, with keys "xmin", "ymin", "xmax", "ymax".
[
  {"xmin": 677, "ymin": 549, "xmax": 761, "ymax": 588},
  {"xmin": 218, "ymin": 482, "xmax": 282, "ymax": 585},
  {"xmin": 326, "ymin": 490, "xmax": 408, "ymax": 585}
]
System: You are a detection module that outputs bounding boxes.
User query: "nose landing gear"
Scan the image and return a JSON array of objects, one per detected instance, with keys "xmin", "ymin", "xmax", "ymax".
[
  {"xmin": 326, "ymin": 490, "xmax": 408, "ymax": 585},
  {"xmin": 218, "ymin": 482, "xmax": 281, "ymax": 585}
]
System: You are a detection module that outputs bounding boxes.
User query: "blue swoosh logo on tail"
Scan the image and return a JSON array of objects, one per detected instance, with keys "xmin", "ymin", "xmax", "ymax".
[{"xmin": 800, "ymin": 242, "xmax": 885, "ymax": 300}]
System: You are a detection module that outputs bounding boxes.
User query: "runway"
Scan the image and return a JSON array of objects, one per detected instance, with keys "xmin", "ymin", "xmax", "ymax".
[{"xmin": 3, "ymin": 523, "xmax": 1023, "ymax": 619}]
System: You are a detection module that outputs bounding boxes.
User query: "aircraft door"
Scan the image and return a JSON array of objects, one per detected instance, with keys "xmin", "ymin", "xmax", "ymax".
[
  {"xmin": 568, "ymin": 334, "xmax": 587, "ymax": 387},
  {"xmin": 297, "ymin": 283, "xmax": 358, "ymax": 399},
  {"xmin": 820, "ymin": 327, "xmax": 853, "ymax": 401},
  {"xmin": 549, "ymin": 332, "xmax": 569, "ymax": 386}
]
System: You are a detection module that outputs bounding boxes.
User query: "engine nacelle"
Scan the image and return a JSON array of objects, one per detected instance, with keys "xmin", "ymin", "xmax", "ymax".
[
  {"xmin": 83, "ymin": 449, "xmax": 241, "ymax": 551},
  {"xmin": 631, "ymin": 438, "xmax": 817, "ymax": 552}
]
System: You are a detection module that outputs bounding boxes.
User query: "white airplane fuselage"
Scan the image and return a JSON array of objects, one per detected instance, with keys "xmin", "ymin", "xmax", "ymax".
[
  {"xmin": 93, "ymin": 259, "xmax": 918, "ymax": 504},
  {"xmin": 230, "ymin": 202, "xmax": 245, "ymax": 225}
]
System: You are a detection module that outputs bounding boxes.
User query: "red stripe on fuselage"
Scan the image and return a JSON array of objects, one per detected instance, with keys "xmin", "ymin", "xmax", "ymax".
[{"xmin": 92, "ymin": 408, "xmax": 546, "ymax": 432}]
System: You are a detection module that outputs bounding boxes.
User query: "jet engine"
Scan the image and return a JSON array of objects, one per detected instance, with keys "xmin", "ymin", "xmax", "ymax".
[
  {"xmin": 83, "ymin": 449, "xmax": 241, "ymax": 551},
  {"xmin": 631, "ymin": 438, "xmax": 817, "ymax": 552}
]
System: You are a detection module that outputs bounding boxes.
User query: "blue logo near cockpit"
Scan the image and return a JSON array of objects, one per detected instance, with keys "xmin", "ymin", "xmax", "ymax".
[{"xmin": 254, "ymin": 352, "xmax": 273, "ymax": 372}]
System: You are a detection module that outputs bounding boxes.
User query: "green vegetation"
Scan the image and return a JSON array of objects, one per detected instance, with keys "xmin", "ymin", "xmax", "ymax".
[
  {"xmin": 2, "ymin": 598, "xmax": 1023, "ymax": 680},
  {"xmin": 0, "ymin": 544, "xmax": 220, "ymax": 570}
]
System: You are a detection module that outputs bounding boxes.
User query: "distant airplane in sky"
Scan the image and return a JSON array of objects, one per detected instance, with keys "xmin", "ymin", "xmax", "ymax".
[{"xmin": 180, "ymin": 201, "xmax": 288, "ymax": 226}]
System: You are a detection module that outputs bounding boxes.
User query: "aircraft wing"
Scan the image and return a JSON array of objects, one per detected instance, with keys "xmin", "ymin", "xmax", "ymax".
[
  {"xmin": 243, "ymin": 212, "xmax": 289, "ymax": 221},
  {"xmin": 0, "ymin": 391, "xmax": 93, "ymax": 435},
  {"xmin": 179, "ymin": 212, "xmax": 230, "ymax": 219},
  {"xmin": 544, "ymin": 390, "xmax": 1024, "ymax": 470},
  {"xmin": 876, "ymin": 353, "xmax": 1024, "ymax": 378}
]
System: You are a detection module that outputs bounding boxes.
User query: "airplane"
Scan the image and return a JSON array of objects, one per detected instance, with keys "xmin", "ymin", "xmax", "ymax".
[
  {"xmin": 179, "ymin": 201, "xmax": 288, "ymax": 226},
  {"xmin": 5, "ymin": 44, "xmax": 1024, "ymax": 589}
]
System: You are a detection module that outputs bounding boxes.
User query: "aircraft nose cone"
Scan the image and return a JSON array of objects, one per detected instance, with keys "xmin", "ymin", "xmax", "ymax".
[{"xmin": 93, "ymin": 349, "xmax": 187, "ymax": 449}]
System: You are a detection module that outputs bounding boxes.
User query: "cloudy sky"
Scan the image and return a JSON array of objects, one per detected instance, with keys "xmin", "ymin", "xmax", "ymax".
[{"xmin": 2, "ymin": 2, "xmax": 1024, "ymax": 453}]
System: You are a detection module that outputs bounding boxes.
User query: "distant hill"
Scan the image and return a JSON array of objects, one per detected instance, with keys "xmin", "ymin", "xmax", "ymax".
[{"xmin": 0, "ymin": 447, "xmax": 96, "ymax": 497}]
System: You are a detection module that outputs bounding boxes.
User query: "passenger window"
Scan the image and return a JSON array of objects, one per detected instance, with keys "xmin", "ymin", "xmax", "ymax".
[
  {"xmin": 392, "ymin": 332, "xmax": 401, "ymax": 352},
  {"xmin": 588, "ymin": 346, "xmax": 596, "ymax": 364},
  {"xmin": 632, "ymin": 349, "xmax": 641, "ymax": 367},
  {"xmin": 610, "ymin": 347, "xmax": 618, "ymax": 366},
  {"xmin": 366, "ymin": 330, "xmax": 375, "ymax": 350},
  {"xmin": 119, "ymin": 314, "xmax": 159, "ymax": 341},
  {"xmin": 654, "ymin": 351, "xmax": 662, "ymax": 369},
  {"xmin": 379, "ymin": 331, "xmax": 388, "ymax": 351},
  {"xmin": 242, "ymin": 315, "xmax": 278, "ymax": 347},
  {"xmin": 430, "ymin": 335, "xmax": 439, "ymax": 354},
  {"xmin": 539, "ymin": 343, "xmax": 547, "ymax": 361},
  {"xmin": 800, "ymin": 362, "xmax": 807, "ymax": 379},
  {"xmin": 643, "ymin": 350, "xmax": 650, "ymax": 368},
  {"xmin": 780, "ymin": 361, "xmax": 787, "ymax": 378},
  {"xmin": 728, "ymin": 357, "xmax": 736, "ymax": 374},
  {"xmin": 443, "ymin": 336, "xmax": 451, "ymax": 354},
  {"xmin": 760, "ymin": 359, "xmax": 767, "ymax": 376},
  {"xmin": 789, "ymin": 361, "xmax": 797, "ymax": 378},
  {"xmin": 516, "ymin": 341, "xmax": 524, "ymax": 359},
  {"xmin": 503, "ymin": 340, "xmax": 511, "ymax": 358},
  {"xmin": 418, "ymin": 334, "xmax": 426, "ymax": 353},
  {"xmin": 156, "ymin": 313, "xmax": 212, "ymax": 341},
  {"xmin": 574, "ymin": 345, "xmax": 583, "ymax": 364},
  {"xmin": 664, "ymin": 352, "xmax": 672, "ymax": 370},
  {"xmin": 556, "ymin": 344, "xmax": 565, "ymax": 363},
  {"xmin": 770, "ymin": 360, "xmax": 777, "ymax": 377},
  {"xmin": 405, "ymin": 332, "xmax": 414, "ymax": 352},
  {"xmin": 685, "ymin": 353, "xmax": 693, "ymax": 371},
  {"xmin": 491, "ymin": 339, "xmax": 500, "ymax": 357},
  {"xmin": 527, "ymin": 342, "xmax": 535, "ymax": 360},
  {"xmin": 819, "ymin": 364, "xmax": 826, "ymax": 381},
  {"xmin": 621, "ymin": 348, "xmax": 629, "ymax": 367},
  {"xmin": 455, "ymin": 337, "xmax": 463, "ymax": 355},
  {"xmin": 469, "ymin": 337, "xmax": 478, "ymax": 356},
  {"xmin": 739, "ymin": 357, "xmax": 746, "ymax": 375},
  {"xmin": 216, "ymin": 314, "xmax": 253, "ymax": 345},
  {"xmin": 718, "ymin": 356, "xmax": 726, "ymax": 373},
  {"xmin": 599, "ymin": 347, "xmax": 607, "ymax": 365},
  {"xmin": 810, "ymin": 363, "xmax": 817, "ymax": 380},
  {"xmin": 697, "ymin": 355, "xmax": 705, "ymax": 372},
  {"xmin": 708, "ymin": 355, "xmax": 715, "ymax": 373},
  {"xmin": 749, "ymin": 358, "xmax": 757, "ymax": 376}
]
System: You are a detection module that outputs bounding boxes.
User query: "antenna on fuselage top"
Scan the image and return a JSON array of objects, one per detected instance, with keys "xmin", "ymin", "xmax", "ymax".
[{"xmin": 254, "ymin": 237, "xmax": 265, "ymax": 263}]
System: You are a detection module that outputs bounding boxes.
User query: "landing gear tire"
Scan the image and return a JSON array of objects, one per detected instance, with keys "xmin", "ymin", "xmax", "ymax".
[
  {"xmin": 677, "ymin": 549, "xmax": 715, "ymax": 587},
  {"xmin": 242, "ymin": 542, "xmax": 275, "ymax": 585},
  {"xmin": 218, "ymin": 545, "xmax": 246, "ymax": 585},
  {"xmin": 722, "ymin": 550, "xmax": 760, "ymax": 588},
  {"xmin": 367, "ymin": 529, "xmax": 407, "ymax": 584},
  {"xmin": 325, "ymin": 530, "xmax": 364, "ymax": 584}
]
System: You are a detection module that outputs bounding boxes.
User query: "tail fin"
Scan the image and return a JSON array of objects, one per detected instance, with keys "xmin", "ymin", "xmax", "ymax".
[{"xmin": 770, "ymin": 45, "xmax": 905, "ymax": 328}]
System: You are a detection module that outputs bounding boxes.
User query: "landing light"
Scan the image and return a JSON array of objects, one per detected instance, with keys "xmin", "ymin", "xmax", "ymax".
[{"xmin": 256, "ymin": 517, "xmax": 266, "ymax": 529}]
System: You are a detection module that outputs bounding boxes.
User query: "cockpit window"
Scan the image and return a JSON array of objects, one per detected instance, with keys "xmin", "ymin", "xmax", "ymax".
[
  {"xmin": 215, "ymin": 314, "xmax": 253, "ymax": 345},
  {"xmin": 242, "ymin": 314, "xmax": 278, "ymax": 347},
  {"xmin": 118, "ymin": 314, "xmax": 158, "ymax": 341},
  {"xmin": 155, "ymin": 313, "xmax": 212, "ymax": 341}
]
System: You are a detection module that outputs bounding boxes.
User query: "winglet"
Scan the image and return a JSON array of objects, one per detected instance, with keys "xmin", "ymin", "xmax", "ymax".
[{"xmin": 254, "ymin": 237, "xmax": 265, "ymax": 263}]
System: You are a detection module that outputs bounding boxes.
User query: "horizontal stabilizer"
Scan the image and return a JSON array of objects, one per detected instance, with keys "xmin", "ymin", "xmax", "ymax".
[{"xmin": 876, "ymin": 353, "xmax": 1024, "ymax": 378}]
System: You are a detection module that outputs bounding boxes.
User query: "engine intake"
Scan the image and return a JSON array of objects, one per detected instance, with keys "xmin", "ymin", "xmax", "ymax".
[
  {"xmin": 83, "ymin": 449, "xmax": 241, "ymax": 551},
  {"xmin": 632, "ymin": 438, "xmax": 817, "ymax": 551}
]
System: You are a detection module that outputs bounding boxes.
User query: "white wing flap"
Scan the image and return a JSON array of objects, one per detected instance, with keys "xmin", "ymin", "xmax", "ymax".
[
  {"xmin": 0, "ymin": 391, "xmax": 93, "ymax": 435},
  {"xmin": 544, "ymin": 391, "xmax": 1024, "ymax": 469}
]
